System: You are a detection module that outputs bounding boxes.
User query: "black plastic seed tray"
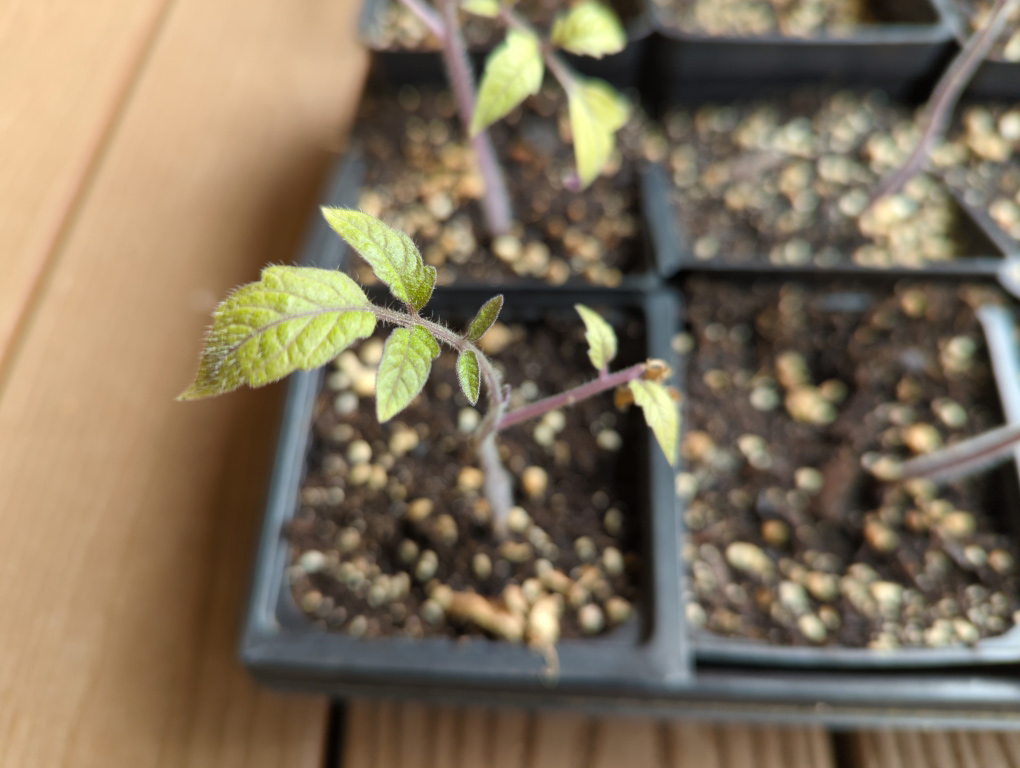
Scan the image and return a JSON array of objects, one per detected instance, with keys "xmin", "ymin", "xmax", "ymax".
[
  {"xmin": 237, "ymin": 152, "xmax": 1020, "ymax": 730},
  {"xmin": 672, "ymin": 275, "xmax": 1020, "ymax": 668},
  {"xmin": 313, "ymin": 140, "xmax": 662, "ymax": 292},
  {"xmin": 358, "ymin": 0, "xmax": 653, "ymax": 93},
  {"xmin": 641, "ymin": 161, "xmax": 1008, "ymax": 280},
  {"xmin": 648, "ymin": 0, "xmax": 955, "ymax": 105},
  {"xmin": 240, "ymin": 159, "xmax": 687, "ymax": 696}
]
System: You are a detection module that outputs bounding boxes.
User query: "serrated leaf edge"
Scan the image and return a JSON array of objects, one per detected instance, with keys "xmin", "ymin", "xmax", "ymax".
[
  {"xmin": 375, "ymin": 325, "xmax": 441, "ymax": 422},
  {"xmin": 457, "ymin": 349, "xmax": 481, "ymax": 405},
  {"xmin": 466, "ymin": 295, "xmax": 504, "ymax": 342},
  {"xmin": 178, "ymin": 266, "xmax": 376, "ymax": 400},
  {"xmin": 320, "ymin": 208, "xmax": 436, "ymax": 312}
]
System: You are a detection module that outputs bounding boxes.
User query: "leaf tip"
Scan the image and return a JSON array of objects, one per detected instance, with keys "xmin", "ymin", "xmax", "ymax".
[{"xmin": 176, "ymin": 382, "xmax": 213, "ymax": 402}]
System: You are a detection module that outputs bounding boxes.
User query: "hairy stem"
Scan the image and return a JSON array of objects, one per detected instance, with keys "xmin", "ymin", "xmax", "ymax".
[
  {"xmin": 369, "ymin": 305, "xmax": 505, "ymax": 411},
  {"xmin": 496, "ymin": 362, "xmax": 648, "ymax": 432},
  {"xmin": 436, "ymin": 0, "xmax": 513, "ymax": 236},
  {"xmin": 366, "ymin": 303, "xmax": 515, "ymax": 528},
  {"xmin": 395, "ymin": 0, "xmax": 446, "ymax": 40},
  {"xmin": 872, "ymin": 0, "xmax": 1020, "ymax": 201}
]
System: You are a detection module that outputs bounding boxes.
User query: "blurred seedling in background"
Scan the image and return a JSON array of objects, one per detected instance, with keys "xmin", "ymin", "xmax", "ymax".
[
  {"xmin": 179, "ymin": 209, "xmax": 678, "ymax": 540},
  {"xmin": 873, "ymin": 0, "xmax": 1020, "ymax": 202},
  {"xmin": 871, "ymin": 421, "xmax": 1020, "ymax": 485},
  {"xmin": 397, "ymin": 0, "xmax": 632, "ymax": 235}
]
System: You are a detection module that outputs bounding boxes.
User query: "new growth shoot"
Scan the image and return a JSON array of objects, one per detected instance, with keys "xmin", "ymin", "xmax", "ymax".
[
  {"xmin": 179, "ymin": 210, "xmax": 679, "ymax": 533},
  {"xmin": 395, "ymin": 0, "xmax": 632, "ymax": 235}
]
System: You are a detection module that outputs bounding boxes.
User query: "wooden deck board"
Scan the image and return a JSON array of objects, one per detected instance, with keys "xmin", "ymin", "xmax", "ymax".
[
  {"xmin": 0, "ymin": 0, "xmax": 175, "ymax": 364},
  {"xmin": 0, "ymin": 0, "xmax": 368, "ymax": 763},
  {"xmin": 851, "ymin": 732, "xmax": 1020, "ymax": 768},
  {"xmin": 341, "ymin": 703, "xmax": 835, "ymax": 768}
]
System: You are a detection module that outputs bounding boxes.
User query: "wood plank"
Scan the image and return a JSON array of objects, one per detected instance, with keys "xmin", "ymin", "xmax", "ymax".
[
  {"xmin": 0, "ymin": 0, "xmax": 369, "ymax": 764},
  {"xmin": 851, "ymin": 731, "xmax": 1020, "ymax": 768},
  {"xmin": 0, "ymin": 0, "xmax": 174, "ymax": 363},
  {"xmin": 342, "ymin": 704, "xmax": 836, "ymax": 768},
  {"xmin": 531, "ymin": 710, "xmax": 592, "ymax": 768}
]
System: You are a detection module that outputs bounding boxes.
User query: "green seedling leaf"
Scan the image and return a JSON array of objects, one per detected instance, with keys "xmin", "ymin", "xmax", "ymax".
[
  {"xmin": 462, "ymin": 0, "xmax": 499, "ymax": 17},
  {"xmin": 457, "ymin": 350, "xmax": 481, "ymax": 404},
  {"xmin": 575, "ymin": 304, "xmax": 617, "ymax": 372},
  {"xmin": 376, "ymin": 325, "xmax": 441, "ymax": 422},
  {"xmin": 179, "ymin": 266, "xmax": 376, "ymax": 400},
  {"xmin": 567, "ymin": 78, "xmax": 630, "ymax": 187},
  {"xmin": 320, "ymin": 208, "xmax": 436, "ymax": 312},
  {"xmin": 465, "ymin": 295, "xmax": 504, "ymax": 341},
  {"xmin": 471, "ymin": 30, "xmax": 544, "ymax": 136},
  {"xmin": 628, "ymin": 379, "xmax": 678, "ymax": 465},
  {"xmin": 550, "ymin": 1, "xmax": 626, "ymax": 58}
]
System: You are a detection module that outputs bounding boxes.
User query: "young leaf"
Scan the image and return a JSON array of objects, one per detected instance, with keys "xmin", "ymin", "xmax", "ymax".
[
  {"xmin": 320, "ymin": 208, "xmax": 436, "ymax": 312},
  {"xmin": 574, "ymin": 304, "xmax": 617, "ymax": 372},
  {"xmin": 470, "ymin": 30, "xmax": 544, "ymax": 136},
  {"xmin": 465, "ymin": 295, "xmax": 504, "ymax": 341},
  {"xmin": 179, "ymin": 266, "xmax": 376, "ymax": 400},
  {"xmin": 566, "ymin": 78, "xmax": 630, "ymax": 187},
  {"xmin": 462, "ymin": 0, "xmax": 499, "ymax": 16},
  {"xmin": 628, "ymin": 379, "xmax": 678, "ymax": 465},
  {"xmin": 376, "ymin": 325, "xmax": 441, "ymax": 422},
  {"xmin": 550, "ymin": 1, "xmax": 626, "ymax": 58},
  {"xmin": 457, "ymin": 350, "xmax": 481, "ymax": 404}
]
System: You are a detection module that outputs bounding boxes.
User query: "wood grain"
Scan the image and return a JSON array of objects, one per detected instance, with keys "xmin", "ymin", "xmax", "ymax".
[
  {"xmin": 851, "ymin": 731, "xmax": 1020, "ymax": 768},
  {"xmin": 340, "ymin": 702, "xmax": 836, "ymax": 768},
  {"xmin": 0, "ymin": 0, "xmax": 174, "ymax": 364},
  {"xmin": 0, "ymin": 0, "xmax": 368, "ymax": 764}
]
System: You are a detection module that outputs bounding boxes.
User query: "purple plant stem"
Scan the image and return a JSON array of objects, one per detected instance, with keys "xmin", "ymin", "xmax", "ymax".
[
  {"xmin": 872, "ymin": 0, "xmax": 1020, "ymax": 201},
  {"xmin": 496, "ymin": 362, "xmax": 648, "ymax": 432},
  {"xmin": 895, "ymin": 421, "xmax": 1020, "ymax": 484},
  {"xmin": 393, "ymin": 0, "xmax": 512, "ymax": 235},
  {"xmin": 437, "ymin": 0, "xmax": 513, "ymax": 235}
]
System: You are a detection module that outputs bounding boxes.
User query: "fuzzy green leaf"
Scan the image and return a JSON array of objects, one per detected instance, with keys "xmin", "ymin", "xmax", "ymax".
[
  {"xmin": 471, "ymin": 30, "xmax": 544, "ymax": 136},
  {"xmin": 179, "ymin": 266, "xmax": 376, "ymax": 400},
  {"xmin": 320, "ymin": 208, "xmax": 436, "ymax": 311},
  {"xmin": 465, "ymin": 295, "xmax": 504, "ymax": 341},
  {"xmin": 629, "ymin": 379, "xmax": 678, "ymax": 465},
  {"xmin": 575, "ymin": 304, "xmax": 617, "ymax": 372},
  {"xmin": 567, "ymin": 78, "xmax": 630, "ymax": 187},
  {"xmin": 462, "ymin": 0, "xmax": 499, "ymax": 16},
  {"xmin": 550, "ymin": 1, "xmax": 626, "ymax": 58},
  {"xmin": 376, "ymin": 325, "xmax": 441, "ymax": 422},
  {"xmin": 457, "ymin": 350, "xmax": 481, "ymax": 405}
]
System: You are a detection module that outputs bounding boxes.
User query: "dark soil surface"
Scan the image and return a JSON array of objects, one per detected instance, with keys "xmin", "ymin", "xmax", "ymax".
[
  {"xmin": 651, "ymin": 0, "xmax": 936, "ymax": 36},
  {"xmin": 351, "ymin": 86, "xmax": 651, "ymax": 287},
  {"xmin": 286, "ymin": 307, "xmax": 646, "ymax": 645},
  {"xmin": 680, "ymin": 278, "xmax": 1020, "ymax": 649},
  {"xmin": 664, "ymin": 91, "xmax": 986, "ymax": 269},
  {"xmin": 939, "ymin": 103, "xmax": 1020, "ymax": 246},
  {"xmin": 369, "ymin": 0, "xmax": 642, "ymax": 52}
]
